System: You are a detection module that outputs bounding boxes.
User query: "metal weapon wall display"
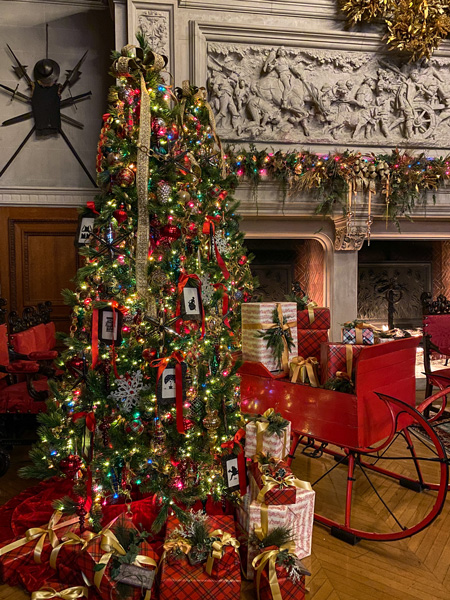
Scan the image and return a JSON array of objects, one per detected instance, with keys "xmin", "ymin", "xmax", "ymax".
[{"xmin": 0, "ymin": 35, "xmax": 95, "ymax": 187}]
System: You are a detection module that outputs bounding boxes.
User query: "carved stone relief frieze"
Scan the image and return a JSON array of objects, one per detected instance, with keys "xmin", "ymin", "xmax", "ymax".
[
  {"xmin": 207, "ymin": 42, "xmax": 450, "ymax": 148},
  {"xmin": 138, "ymin": 10, "xmax": 170, "ymax": 59}
]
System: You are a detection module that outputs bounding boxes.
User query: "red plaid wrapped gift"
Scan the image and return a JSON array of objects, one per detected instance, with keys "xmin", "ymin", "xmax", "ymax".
[
  {"xmin": 77, "ymin": 514, "xmax": 158, "ymax": 600},
  {"xmin": 159, "ymin": 514, "xmax": 240, "ymax": 600},
  {"xmin": 236, "ymin": 491, "xmax": 315, "ymax": 580},
  {"xmin": 320, "ymin": 342, "xmax": 365, "ymax": 383},
  {"xmin": 49, "ymin": 531, "xmax": 97, "ymax": 586},
  {"xmin": 297, "ymin": 329, "xmax": 328, "ymax": 362},
  {"xmin": 297, "ymin": 306, "xmax": 330, "ymax": 330},
  {"xmin": 248, "ymin": 460, "xmax": 309, "ymax": 505},
  {"xmin": 342, "ymin": 321, "xmax": 376, "ymax": 345},
  {"xmin": 244, "ymin": 410, "xmax": 291, "ymax": 459},
  {"xmin": 253, "ymin": 547, "xmax": 307, "ymax": 600},
  {"xmin": 0, "ymin": 511, "xmax": 80, "ymax": 586},
  {"xmin": 242, "ymin": 302, "xmax": 298, "ymax": 372}
]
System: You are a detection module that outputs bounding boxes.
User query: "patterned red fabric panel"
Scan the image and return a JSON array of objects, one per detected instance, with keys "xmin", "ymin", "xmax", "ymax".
[
  {"xmin": 0, "ymin": 379, "xmax": 48, "ymax": 413},
  {"xmin": 297, "ymin": 329, "xmax": 328, "ymax": 361},
  {"xmin": 44, "ymin": 322, "xmax": 56, "ymax": 350},
  {"xmin": 10, "ymin": 329, "xmax": 37, "ymax": 355},
  {"xmin": 423, "ymin": 314, "xmax": 450, "ymax": 356},
  {"xmin": 159, "ymin": 560, "xmax": 241, "ymax": 600},
  {"xmin": 28, "ymin": 351, "xmax": 58, "ymax": 361},
  {"xmin": 33, "ymin": 324, "xmax": 48, "ymax": 351},
  {"xmin": 6, "ymin": 361, "xmax": 40, "ymax": 373},
  {"xmin": 297, "ymin": 308, "xmax": 330, "ymax": 330}
]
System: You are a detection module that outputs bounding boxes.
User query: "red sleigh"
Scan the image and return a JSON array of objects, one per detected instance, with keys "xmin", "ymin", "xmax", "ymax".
[{"xmin": 239, "ymin": 337, "xmax": 450, "ymax": 544}]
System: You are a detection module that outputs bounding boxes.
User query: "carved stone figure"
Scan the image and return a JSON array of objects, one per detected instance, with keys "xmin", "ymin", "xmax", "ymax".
[{"xmin": 207, "ymin": 42, "xmax": 450, "ymax": 149}]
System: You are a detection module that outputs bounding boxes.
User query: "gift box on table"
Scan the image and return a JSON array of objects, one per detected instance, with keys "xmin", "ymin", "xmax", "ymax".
[
  {"xmin": 0, "ymin": 511, "xmax": 80, "ymax": 586},
  {"xmin": 78, "ymin": 514, "xmax": 158, "ymax": 600},
  {"xmin": 248, "ymin": 459, "xmax": 309, "ymax": 505},
  {"xmin": 242, "ymin": 302, "xmax": 298, "ymax": 372},
  {"xmin": 297, "ymin": 328, "xmax": 328, "ymax": 362},
  {"xmin": 342, "ymin": 322, "xmax": 376, "ymax": 345},
  {"xmin": 159, "ymin": 514, "xmax": 240, "ymax": 600},
  {"xmin": 244, "ymin": 412, "xmax": 291, "ymax": 459},
  {"xmin": 289, "ymin": 356, "xmax": 320, "ymax": 387},
  {"xmin": 297, "ymin": 306, "xmax": 330, "ymax": 330},
  {"xmin": 320, "ymin": 342, "xmax": 365, "ymax": 383}
]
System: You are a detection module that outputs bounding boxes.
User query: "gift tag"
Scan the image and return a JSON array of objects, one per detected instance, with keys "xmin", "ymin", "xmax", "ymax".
[
  {"xmin": 222, "ymin": 454, "xmax": 246, "ymax": 493},
  {"xmin": 98, "ymin": 307, "xmax": 123, "ymax": 345},
  {"xmin": 157, "ymin": 362, "xmax": 187, "ymax": 410},
  {"xmin": 76, "ymin": 216, "xmax": 95, "ymax": 246},
  {"xmin": 181, "ymin": 286, "xmax": 202, "ymax": 321},
  {"xmin": 113, "ymin": 564, "xmax": 155, "ymax": 589}
]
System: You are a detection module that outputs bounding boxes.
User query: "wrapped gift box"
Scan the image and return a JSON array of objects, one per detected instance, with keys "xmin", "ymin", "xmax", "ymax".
[
  {"xmin": 320, "ymin": 342, "xmax": 365, "ymax": 383},
  {"xmin": 248, "ymin": 460, "xmax": 307, "ymax": 505},
  {"xmin": 289, "ymin": 357, "xmax": 320, "ymax": 387},
  {"xmin": 297, "ymin": 306, "xmax": 330, "ymax": 330},
  {"xmin": 0, "ymin": 512, "xmax": 80, "ymax": 586},
  {"xmin": 242, "ymin": 303, "xmax": 298, "ymax": 372},
  {"xmin": 256, "ymin": 562, "xmax": 306, "ymax": 600},
  {"xmin": 244, "ymin": 417, "xmax": 291, "ymax": 459},
  {"xmin": 236, "ymin": 492, "xmax": 315, "ymax": 580},
  {"xmin": 78, "ymin": 515, "xmax": 158, "ymax": 600},
  {"xmin": 342, "ymin": 326, "xmax": 374, "ymax": 345},
  {"xmin": 49, "ymin": 531, "xmax": 97, "ymax": 586},
  {"xmin": 297, "ymin": 329, "xmax": 328, "ymax": 362},
  {"xmin": 159, "ymin": 514, "xmax": 240, "ymax": 600}
]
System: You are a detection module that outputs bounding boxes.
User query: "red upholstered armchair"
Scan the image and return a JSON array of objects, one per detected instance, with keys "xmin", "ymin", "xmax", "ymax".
[{"xmin": 421, "ymin": 293, "xmax": 450, "ymax": 401}]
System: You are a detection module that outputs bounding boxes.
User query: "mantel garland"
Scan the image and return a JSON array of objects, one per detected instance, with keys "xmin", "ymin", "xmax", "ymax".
[
  {"xmin": 226, "ymin": 146, "xmax": 450, "ymax": 224},
  {"xmin": 339, "ymin": 0, "xmax": 450, "ymax": 61}
]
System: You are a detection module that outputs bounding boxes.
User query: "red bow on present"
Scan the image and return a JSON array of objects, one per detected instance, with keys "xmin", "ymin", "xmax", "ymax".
[
  {"xmin": 202, "ymin": 216, "xmax": 230, "ymax": 280},
  {"xmin": 175, "ymin": 273, "xmax": 205, "ymax": 339},
  {"xmin": 151, "ymin": 351, "xmax": 186, "ymax": 435},
  {"xmin": 221, "ymin": 428, "xmax": 246, "ymax": 495}
]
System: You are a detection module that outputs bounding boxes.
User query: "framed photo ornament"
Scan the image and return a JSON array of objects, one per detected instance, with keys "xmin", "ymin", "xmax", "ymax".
[
  {"xmin": 156, "ymin": 361, "xmax": 187, "ymax": 411},
  {"xmin": 97, "ymin": 307, "xmax": 123, "ymax": 346},
  {"xmin": 75, "ymin": 213, "xmax": 96, "ymax": 247},
  {"xmin": 180, "ymin": 284, "xmax": 202, "ymax": 321},
  {"xmin": 222, "ymin": 453, "xmax": 246, "ymax": 493}
]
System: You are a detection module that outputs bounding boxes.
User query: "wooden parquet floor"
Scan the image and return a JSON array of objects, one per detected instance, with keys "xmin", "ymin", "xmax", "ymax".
[{"xmin": 1, "ymin": 430, "xmax": 450, "ymax": 599}]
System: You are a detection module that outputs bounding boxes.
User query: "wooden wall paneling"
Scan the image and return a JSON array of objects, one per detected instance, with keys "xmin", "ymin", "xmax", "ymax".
[{"xmin": 0, "ymin": 207, "xmax": 80, "ymax": 334}]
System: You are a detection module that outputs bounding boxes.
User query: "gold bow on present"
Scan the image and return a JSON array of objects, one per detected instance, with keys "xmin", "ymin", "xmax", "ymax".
[
  {"xmin": 256, "ymin": 471, "xmax": 312, "ymax": 505},
  {"xmin": 31, "ymin": 587, "xmax": 88, "ymax": 600},
  {"xmin": 163, "ymin": 535, "xmax": 192, "ymax": 557},
  {"xmin": 252, "ymin": 541, "xmax": 296, "ymax": 600},
  {"xmin": 0, "ymin": 511, "xmax": 80, "ymax": 565},
  {"xmin": 290, "ymin": 356, "xmax": 319, "ymax": 387},
  {"xmin": 205, "ymin": 529, "xmax": 240, "ymax": 575},
  {"xmin": 253, "ymin": 409, "xmax": 289, "ymax": 458},
  {"xmin": 49, "ymin": 531, "xmax": 96, "ymax": 570}
]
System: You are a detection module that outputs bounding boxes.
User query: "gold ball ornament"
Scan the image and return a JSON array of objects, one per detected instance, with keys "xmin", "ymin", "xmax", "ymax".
[{"xmin": 203, "ymin": 408, "xmax": 221, "ymax": 450}]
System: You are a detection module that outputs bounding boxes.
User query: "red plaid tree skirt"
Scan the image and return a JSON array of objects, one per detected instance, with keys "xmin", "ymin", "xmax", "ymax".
[
  {"xmin": 297, "ymin": 307, "xmax": 330, "ymax": 330},
  {"xmin": 320, "ymin": 343, "xmax": 365, "ymax": 382},
  {"xmin": 297, "ymin": 329, "xmax": 328, "ymax": 362},
  {"xmin": 257, "ymin": 565, "xmax": 306, "ymax": 600}
]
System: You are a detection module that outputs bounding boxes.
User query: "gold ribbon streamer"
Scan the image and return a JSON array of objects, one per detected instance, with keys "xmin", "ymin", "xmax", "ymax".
[
  {"xmin": 0, "ymin": 512, "xmax": 79, "ymax": 565},
  {"xmin": 345, "ymin": 344, "xmax": 354, "ymax": 378},
  {"xmin": 256, "ymin": 472, "xmax": 312, "ymax": 505},
  {"xmin": 49, "ymin": 532, "xmax": 96, "ymax": 570},
  {"xmin": 307, "ymin": 301, "xmax": 318, "ymax": 324},
  {"xmin": 135, "ymin": 73, "xmax": 151, "ymax": 306},
  {"xmin": 31, "ymin": 587, "xmax": 88, "ymax": 600},
  {"xmin": 252, "ymin": 542, "xmax": 296, "ymax": 600},
  {"xmin": 290, "ymin": 356, "xmax": 319, "ymax": 387},
  {"xmin": 205, "ymin": 529, "xmax": 240, "ymax": 575}
]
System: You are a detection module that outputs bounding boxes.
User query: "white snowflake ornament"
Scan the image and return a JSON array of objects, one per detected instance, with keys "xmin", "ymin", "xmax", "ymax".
[
  {"xmin": 108, "ymin": 370, "xmax": 149, "ymax": 412},
  {"xmin": 214, "ymin": 232, "xmax": 228, "ymax": 254},
  {"xmin": 199, "ymin": 273, "xmax": 215, "ymax": 305}
]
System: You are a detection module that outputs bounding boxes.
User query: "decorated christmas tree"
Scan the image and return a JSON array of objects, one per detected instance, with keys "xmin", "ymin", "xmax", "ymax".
[{"xmin": 21, "ymin": 37, "xmax": 253, "ymax": 529}]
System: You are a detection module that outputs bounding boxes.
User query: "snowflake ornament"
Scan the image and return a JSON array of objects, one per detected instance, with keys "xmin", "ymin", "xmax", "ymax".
[
  {"xmin": 108, "ymin": 370, "xmax": 149, "ymax": 412},
  {"xmin": 199, "ymin": 273, "xmax": 215, "ymax": 305},
  {"xmin": 214, "ymin": 232, "xmax": 228, "ymax": 254}
]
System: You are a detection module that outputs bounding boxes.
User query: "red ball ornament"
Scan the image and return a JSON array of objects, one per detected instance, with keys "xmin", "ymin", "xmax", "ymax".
[
  {"xmin": 113, "ymin": 203, "xmax": 128, "ymax": 224},
  {"xmin": 238, "ymin": 255, "xmax": 248, "ymax": 266},
  {"xmin": 143, "ymin": 348, "xmax": 158, "ymax": 362},
  {"xmin": 59, "ymin": 454, "xmax": 82, "ymax": 479},
  {"xmin": 125, "ymin": 419, "xmax": 144, "ymax": 435},
  {"xmin": 115, "ymin": 168, "xmax": 135, "ymax": 187},
  {"xmin": 159, "ymin": 224, "xmax": 181, "ymax": 243},
  {"xmin": 66, "ymin": 357, "xmax": 84, "ymax": 377}
]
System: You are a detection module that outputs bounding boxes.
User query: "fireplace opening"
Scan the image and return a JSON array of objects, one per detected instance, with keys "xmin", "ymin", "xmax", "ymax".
[{"xmin": 245, "ymin": 239, "xmax": 324, "ymax": 304}]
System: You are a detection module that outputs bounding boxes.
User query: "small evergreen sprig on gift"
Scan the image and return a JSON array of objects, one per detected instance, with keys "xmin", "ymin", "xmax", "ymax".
[
  {"xmin": 250, "ymin": 526, "xmax": 310, "ymax": 583},
  {"xmin": 256, "ymin": 308, "xmax": 295, "ymax": 370},
  {"xmin": 244, "ymin": 412, "xmax": 289, "ymax": 437},
  {"xmin": 168, "ymin": 511, "xmax": 214, "ymax": 565},
  {"xmin": 285, "ymin": 281, "xmax": 311, "ymax": 310},
  {"xmin": 323, "ymin": 376, "xmax": 354, "ymax": 394}
]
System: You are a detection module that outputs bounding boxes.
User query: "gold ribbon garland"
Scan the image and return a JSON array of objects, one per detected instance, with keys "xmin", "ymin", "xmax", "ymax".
[
  {"xmin": 252, "ymin": 541, "xmax": 296, "ymax": 600},
  {"xmin": 31, "ymin": 587, "xmax": 88, "ymax": 600},
  {"xmin": 0, "ymin": 512, "xmax": 80, "ymax": 565},
  {"xmin": 205, "ymin": 529, "xmax": 240, "ymax": 575},
  {"xmin": 289, "ymin": 356, "xmax": 319, "ymax": 387}
]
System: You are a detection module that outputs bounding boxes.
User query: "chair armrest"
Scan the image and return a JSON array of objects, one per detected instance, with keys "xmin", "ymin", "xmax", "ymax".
[
  {"xmin": 6, "ymin": 360, "xmax": 40, "ymax": 374},
  {"xmin": 28, "ymin": 350, "xmax": 58, "ymax": 361}
]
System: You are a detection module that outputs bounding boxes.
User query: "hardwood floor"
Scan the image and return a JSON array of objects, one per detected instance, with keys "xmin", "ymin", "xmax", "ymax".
[{"xmin": 1, "ymin": 423, "xmax": 450, "ymax": 600}]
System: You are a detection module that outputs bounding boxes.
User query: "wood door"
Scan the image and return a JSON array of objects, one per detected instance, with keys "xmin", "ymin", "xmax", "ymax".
[{"xmin": 0, "ymin": 207, "xmax": 80, "ymax": 334}]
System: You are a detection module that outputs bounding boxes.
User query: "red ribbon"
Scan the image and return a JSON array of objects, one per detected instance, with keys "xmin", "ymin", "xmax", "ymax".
[
  {"xmin": 91, "ymin": 309, "xmax": 99, "ymax": 369},
  {"xmin": 213, "ymin": 283, "xmax": 233, "ymax": 335},
  {"xmin": 221, "ymin": 428, "xmax": 246, "ymax": 495},
  {"xmin": 72, "ymin": 410, "xmax": 96, "ymax": 432},
  {"xmin": 151, "ymin": 351, "xmax": 186, "ymax": 435},
  {"xmin": 86, "ymin": 201, "xmax": 99, "ymax": 215},
  {"xmin": 176, "ymin": 273, "xmax": 205, "ymax": 339},
  {"xmin": 202, "ymin": 216, "xmax": 230, "ymax": 281}
]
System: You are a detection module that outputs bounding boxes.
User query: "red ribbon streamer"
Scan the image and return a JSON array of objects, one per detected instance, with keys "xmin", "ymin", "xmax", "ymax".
[
  {"xmin": 176, "ymin": 273, "xmax": 205, "ymax": 339},
  {"xmin": 213, "ymin": 283, "xmax": 233, "ymax": 335},
  {"xmin": 110, "ymin": 304, "xmax": 120, "ymax": 379},
  {"xmin": 86, "ymin": 201, "xmax": 99, "ymax": 215},
  {"xmin": 202, "ymin": 216, "xmax": 230, "ymax": 281},
  {"xmin": 91, "ymin": 309, "xmax": 99, "ymax": 369},
  {"xmin": 72, "ymin": 410, "xmax": 96, "ymax": 432},
  {"xmin": 221, "ymin": 428, "xmax": 246, "ymax": 495},
  {"xmin": 151, "ymin": 351, "xmax": 186, "ymax": 435}
]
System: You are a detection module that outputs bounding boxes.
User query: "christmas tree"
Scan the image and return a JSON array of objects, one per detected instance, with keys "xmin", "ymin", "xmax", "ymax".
[{"xmin": 21, "ymin": 37, "xmax": 253, "ymax": 529}]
